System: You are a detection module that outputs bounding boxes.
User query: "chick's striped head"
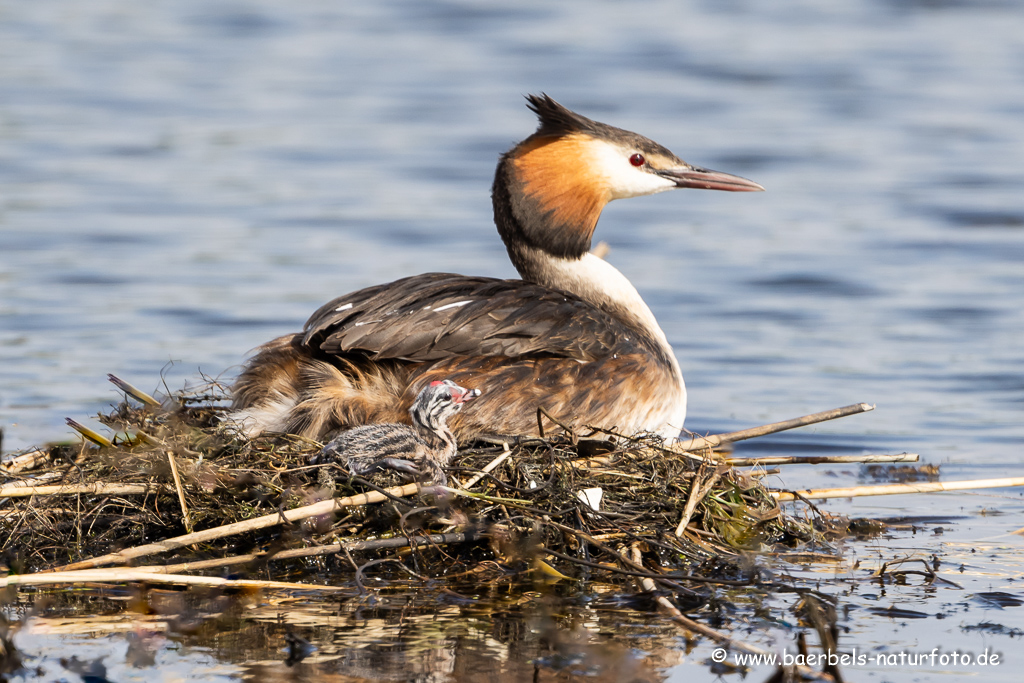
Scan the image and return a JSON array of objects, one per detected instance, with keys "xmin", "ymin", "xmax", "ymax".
[{"xmin": 410, "ymin": 380, "xmax": 481, "ymax": 429}]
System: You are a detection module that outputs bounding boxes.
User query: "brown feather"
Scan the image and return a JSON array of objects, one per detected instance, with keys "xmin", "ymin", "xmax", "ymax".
[
  {"xmin": 302, "ymin": 273, "xmax": 650, "ymax": 364},
  {"xmin": 511, "ymin": 134, "xmax": 610, "ymax": 246},
  {"xmin": 284, "ymin": 359, "xmax": 410, "ymax": 439},
  {"xmin": 229, "ymin": 333, "xmax": 307, "ymax": 411}
]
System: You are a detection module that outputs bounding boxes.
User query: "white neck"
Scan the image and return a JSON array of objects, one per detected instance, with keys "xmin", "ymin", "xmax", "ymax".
[
  {"xmin": 519, "ymin": 248, "xmax": 677, "ymax": 361},
  {"xmin": 511, "ymin": 245, "xmax": 687, "ymax": 441}
]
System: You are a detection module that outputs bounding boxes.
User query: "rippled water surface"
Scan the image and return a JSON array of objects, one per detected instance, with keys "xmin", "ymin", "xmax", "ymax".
[{"xmin": 2, "ymin": 1, "xmax": 1023, "ymax": 681}]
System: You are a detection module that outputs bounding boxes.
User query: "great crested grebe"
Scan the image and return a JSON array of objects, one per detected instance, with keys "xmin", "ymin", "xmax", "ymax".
[
  {"xmin": 313, "ymin": 379, "xmax": 479, "ymax": 485},
  {"xmin": 229, "ymin": 95, "xmax": 763, "ymax": 442}
]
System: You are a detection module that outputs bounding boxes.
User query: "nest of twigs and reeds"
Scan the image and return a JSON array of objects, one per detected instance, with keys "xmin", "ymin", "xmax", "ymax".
[{"xmin": 0, "ymin": 377, "xmax": 897, "ymax": 593}]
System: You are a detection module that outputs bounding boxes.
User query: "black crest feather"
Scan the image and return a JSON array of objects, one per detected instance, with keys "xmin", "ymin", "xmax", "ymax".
[
  {"xmin": 523, "ymin": 94, "xmax": 677, "ymax": 161},
  {"xmin": 525, "ymin": 94, "xmax": 604, "ymax": 138}
]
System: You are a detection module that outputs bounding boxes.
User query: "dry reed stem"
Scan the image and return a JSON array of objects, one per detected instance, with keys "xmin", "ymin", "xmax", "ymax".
[
  {"xmin": 0, "ymin": 568, "xmax": 347, "ymax": 592},
  {"xmin": 65, "ymin": 418, "xmax": 113, "ymax": 448},
  {"xmin": 0, "ymin": 472, "xmax": 61, "ymax": 489},
  {"xmin": 629, "ymin": 543, "xmax": 700, "ymax": 640},
  {"xmin": 166, "ymin": 451, "xmax": 192, "ymax": 533},
  {"xmin": 134, "ymin": 531, "xmax": 478, "ymax": 574},
  {"xmin": 0, "ymin": 483, "xmax": 169, "ymax": 498},
  {"xmin": 1, "ymin": 449, "xmax": 49, "ymax": 475},
  {"xmin": 674, "ymin": 464, "xmax": 727, "ymax": 537},
  {"xmin": 726, "ymin": 453, "xmax": 919, "ymax": 466},
  {"xmin": 54, "ymin": 482, "xmax": 424, "ymax": 571},
  {"xmin": 630, "ymin": 544, "xmax": 657, "ymax": 594},
  {"xmin": 675, "ymin": 403, "xmax": 874, "ymax": 452},
  {"xmin": 459, "ymin": 442, "xmax": 511, "ymax": 490},
  {"xmin": 107, "ymin": 374, "xmax": 162, "ymax": 407},
  {"xmin": 772, "ymin": 476, "xmax": 1024, "ymax": 501}
]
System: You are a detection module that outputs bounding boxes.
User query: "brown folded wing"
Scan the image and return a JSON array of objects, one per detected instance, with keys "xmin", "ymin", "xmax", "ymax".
[{"xmin": 303, "ymin": 273, "xmax": 654, "ymax": 363}]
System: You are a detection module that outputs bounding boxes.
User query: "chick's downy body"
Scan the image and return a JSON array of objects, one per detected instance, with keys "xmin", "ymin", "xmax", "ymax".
[{"xmin": 314, "ymin": 380, "xmax": 479, "ymax": 485}]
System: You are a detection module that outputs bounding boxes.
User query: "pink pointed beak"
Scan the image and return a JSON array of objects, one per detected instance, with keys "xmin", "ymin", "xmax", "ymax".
[{"xmin": 659, "ymin": 165, "xmax": 765, "ymax": 192}]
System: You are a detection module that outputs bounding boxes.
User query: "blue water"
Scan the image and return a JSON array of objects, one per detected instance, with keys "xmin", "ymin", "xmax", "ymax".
[{"xmin": 2, "ymin": 1, "xmax": 1023, "ymax": 681}]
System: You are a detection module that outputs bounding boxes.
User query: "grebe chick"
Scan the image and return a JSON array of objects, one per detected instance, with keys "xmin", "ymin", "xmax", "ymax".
[
  {"xmin": 313, "ymin": 380, "xmax": 479, "ymax": 485},
  {"xmin": 230, "ymin": 94, "xmax": 763, "ymax": 443}
]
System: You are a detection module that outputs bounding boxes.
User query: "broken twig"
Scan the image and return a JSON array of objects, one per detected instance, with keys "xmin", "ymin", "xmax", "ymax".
[
  {"xmin": 676, "ymin": 403, "xmax": 874, "ymax": 452},
  {"xmin": 0, "ymin": 568, "xmax": 347, "ymax": 592},
  {"xmin": 0, "ymin": 483, "xmax": 169, "ymax": 498},
  {"xmin": 726, "ymin": 452, "xmax": 918, "ymax": 467},
  {"xmin": 54, "ymin": 482, "xmax": 424, "ymax": 571},
  {"xmin": 135, "ymin": 531, "xmax": 479, "ymax": 574},
  {"xmin": 772, "ymin": 476, "xmax": 1024, "ymax": 501}
]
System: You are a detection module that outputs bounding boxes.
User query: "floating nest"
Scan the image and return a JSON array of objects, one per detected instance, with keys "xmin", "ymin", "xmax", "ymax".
[
  {"xmin": 0, "ymin": 380, "xmax": 964, "ymax": 681},
  {"xmin": 0, "ymin": 379, "xmax": 848, "ymax": 590}
]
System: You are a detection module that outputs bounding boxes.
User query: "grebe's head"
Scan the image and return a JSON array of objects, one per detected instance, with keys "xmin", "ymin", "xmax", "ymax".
[
  {"xmin": 410, "ymin": 379, "xmax": 481, "ymax": 428},
  {"xmin": 496, "ymin": 94, "xmax": 764, "ymax": 260}
]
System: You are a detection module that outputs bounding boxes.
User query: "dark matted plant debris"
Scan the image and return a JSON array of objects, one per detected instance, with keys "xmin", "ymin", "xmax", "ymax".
[{"xmin": 0, "ymin": 381, "xmax": 839, "ymax": 587}]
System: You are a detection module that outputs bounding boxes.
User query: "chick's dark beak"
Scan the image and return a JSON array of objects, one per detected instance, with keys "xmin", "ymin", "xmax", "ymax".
[{"xmin": 454, "ymin": 388, "xmax": 481, "ymax": 405}]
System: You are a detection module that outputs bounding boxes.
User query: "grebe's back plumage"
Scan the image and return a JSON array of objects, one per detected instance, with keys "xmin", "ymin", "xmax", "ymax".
[{"xmin": 229, "ymin": 95, "xmax": 762, "ymax": 442}]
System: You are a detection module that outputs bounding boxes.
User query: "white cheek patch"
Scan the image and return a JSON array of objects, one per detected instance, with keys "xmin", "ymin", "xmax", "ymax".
[{"xmin": 588, "ymin": 140, "xmax": 676, "ymax": 200}]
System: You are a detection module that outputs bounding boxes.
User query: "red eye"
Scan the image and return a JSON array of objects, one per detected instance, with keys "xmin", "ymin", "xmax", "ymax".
[{"xmin": 629, "ymin": 153, "xmax": 645, "ymax": 167}]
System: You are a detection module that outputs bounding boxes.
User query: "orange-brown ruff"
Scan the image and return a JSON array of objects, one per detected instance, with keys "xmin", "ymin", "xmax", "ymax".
[{"xmin": 229, "ymin": 95, "xmax": 763, "ymax": 442}]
